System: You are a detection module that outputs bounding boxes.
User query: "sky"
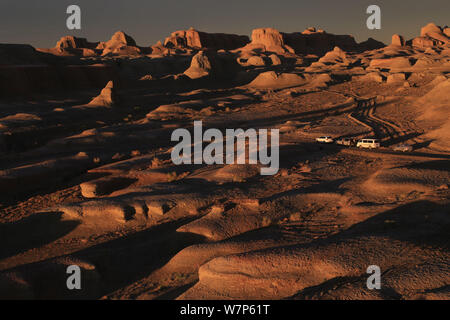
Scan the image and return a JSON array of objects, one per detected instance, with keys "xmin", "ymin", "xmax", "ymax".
[{"xmin": 0, "ymin": 0, "xmax": 448, "ymax": 48}]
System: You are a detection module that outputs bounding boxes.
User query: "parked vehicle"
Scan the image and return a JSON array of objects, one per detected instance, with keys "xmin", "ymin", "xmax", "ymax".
[
  {"xmin": 357, "ymin": 138, "xmax": 380, "ymax": 149},
  {"xmin": 336, "ymin": 137, "xmax": 355, "ymax": 146},
  {"xmin": 393, "ymin": 144, "xmax": 413, "ymax": 152},
  {"xmin": 316, "ymin": 136, "xmax": 334, "ymax": 143}
]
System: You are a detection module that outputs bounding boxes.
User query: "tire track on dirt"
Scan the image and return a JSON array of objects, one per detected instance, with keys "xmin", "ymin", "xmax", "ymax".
[{"xmin": 348, "ymin": 96, "xmax": 407, "ymax": 144}]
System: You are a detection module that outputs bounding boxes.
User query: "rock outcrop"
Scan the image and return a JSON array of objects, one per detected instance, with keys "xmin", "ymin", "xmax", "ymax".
[
  {"xmin": 100, "ymin": 31, "xmax": 141, "ymax": 56},
  {"xmin": 37, "ymin": 32, "xmax": 146, "ymax": 57},
  {"xmin": 184, "ymin": 51, "xmax": 221, "ymax": 79},
  {"xmin": 183, "ymin": 50, "xmax": 239, "ymax": 79},
  {"xmin": 246, "ymin": 55, "xmax": 267, "ymax": 66},
  {"xmin": 184, "ymin": 51, "xmax": 214, "ymax": 79},
  {"xmin": 444, "ymin": 28, "xmax": 450, "ymax": 38},
  {"xmin": 149, "ymin": 41, "xmax": 170, "ymax": 56},
  {"xmin": 269, "ymin": 54, "xmax": 282, "ymax": 65},
  {"xmin": 249, "ymin": 28, "xmax": 288, "ymax": 54},
  {"xmin": 411, "ymin": 23, "xmax": 449, "ymax": 49},
  {"xmin": 318, "ymin": 46, "xmax": 348, "ymax": 64},
  {"xmin": 241, "ymin": 27, "xmax": 385, "ymax": 56},
  {"xmin": 164, "ymin": 28, "xmax": 249, "ymax": 50},
  {"xmin": 37, "ymin": 36, "xmax": 102, "ymax": 57},
  {"xmin": 369, "ymin": 57, "xmax": 414, "ymax": 70},
  {"xmin": 420, "ymin": 23, "xmax": 449, "ymax": 43},
  {"xmin": 88, "ymin": 81, "xmax": 118, "ymax": 107},
  {"xmin": 55, "ymin": 36, "xmax": 98, "ymax": 50},
  {"xmin": 392, "ymin": 34, "xmax": 406, "ymax": 46}
]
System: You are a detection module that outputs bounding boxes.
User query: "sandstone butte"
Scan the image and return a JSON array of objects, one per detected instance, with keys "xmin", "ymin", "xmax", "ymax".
[{"xmin": 163, "ymin": 27, "xmax": 250, "ymax": 50}]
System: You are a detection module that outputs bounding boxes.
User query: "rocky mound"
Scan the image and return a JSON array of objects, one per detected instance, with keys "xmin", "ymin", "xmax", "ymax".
[
  {"xmin": 247, "ymin": 71, "xmax": 307, "ymax": 89},
  {"xmin": 184, "ymin": 51, "xmax": 215, "ymax": 79},
  {"xmin": 88, "ymin": 80, "xmax": 118, "ymax": 107},
  {"xmin": 99, "ymin": 31, "xmax": 141, "ymax": 56},
  {"xmin": 0, "ymin": 113, "xmax": 41, "ymax": 129},
  {"xmin": 318, "ymin": 46, "xmax": 349, "ymax": 64},
  {"xmin": 184, "ymin": 50, "xmax": 239, "ymax": 79},
  {"xmin": 146, "ymin": 104, "xmax": 195, "ymax": 120},
  {"xmin": 247, "ymin": 71, "xmax": 331, "ymax": 89},
  {"xmin": 176, "ymin": 204, "xmax": 268, "ymax": 241},
  {"xmin": 164, "ymin": 28, "xmax": 249, "ymax": 50}
]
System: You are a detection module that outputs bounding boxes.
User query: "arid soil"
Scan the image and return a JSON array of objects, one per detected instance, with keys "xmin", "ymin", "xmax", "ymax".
[{"xmin": 0, "ymin": 24, "xmax": 449, "ymax": 300}]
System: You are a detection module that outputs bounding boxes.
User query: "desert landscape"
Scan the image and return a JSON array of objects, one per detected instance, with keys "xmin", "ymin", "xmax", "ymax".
[{"xmin": 0, "ymin": 21, "xmax": 449, "ymax": 300}]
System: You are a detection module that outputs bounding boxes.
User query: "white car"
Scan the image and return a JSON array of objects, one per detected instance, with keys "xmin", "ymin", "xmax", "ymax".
[
  {"xmin": 393, "ymin": 144, "xmax": 413, "ymax": 152},
  {"xmin": 316, "ymin": 136, "xmax": 334, "ymax": 144},
  {"xmin": 336, "ymin": 137, "xmax": 355, "ymax": 146},
  {"xmin": 357, "ymin": 138, "xmax": 380, "ymax": 149}
]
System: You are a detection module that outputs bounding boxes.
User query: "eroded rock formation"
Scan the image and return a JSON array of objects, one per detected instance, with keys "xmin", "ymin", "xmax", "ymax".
[
  {"xmin": 241, "ymin": 27, "xmax": 385, "ymax": 56},
  {"xmin": 164, "ymin": 28, "xmax": 249, "ymax": 50}
]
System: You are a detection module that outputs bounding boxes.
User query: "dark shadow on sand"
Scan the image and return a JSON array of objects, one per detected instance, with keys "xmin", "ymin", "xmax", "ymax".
[{"xmin": 0, "ymin": 212, "xmax": 80, "ymax": 260}]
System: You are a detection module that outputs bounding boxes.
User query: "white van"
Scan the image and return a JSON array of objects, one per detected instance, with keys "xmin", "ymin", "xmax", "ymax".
[{"xmin": 357, "ymin": 138, "xmax": 380, "ymax": 149}]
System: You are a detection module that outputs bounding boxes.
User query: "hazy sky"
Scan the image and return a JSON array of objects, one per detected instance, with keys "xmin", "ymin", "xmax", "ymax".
[{"xmin": 0, "ymin": 0, "xmax": 448, "ymax": 48}]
